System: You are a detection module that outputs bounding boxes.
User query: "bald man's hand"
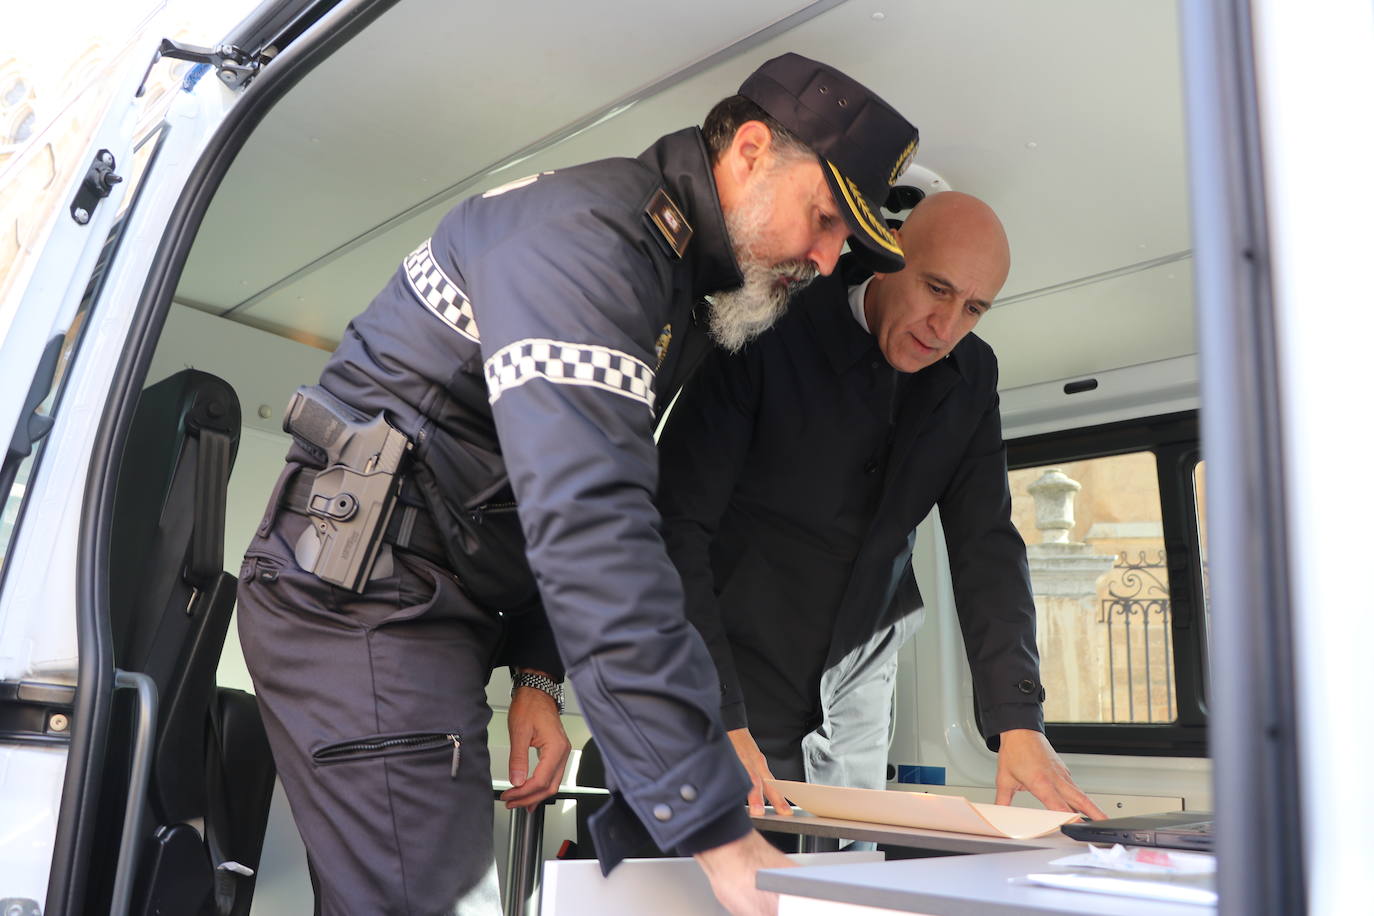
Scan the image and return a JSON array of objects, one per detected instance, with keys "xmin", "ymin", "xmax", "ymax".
[
  {"xmin": 727, "ymin": 728, "xmax": 794, "ymax": 817},
  {"xmin": 995, "ymin": 729, "xmax": 1106, "ymax": 820}
]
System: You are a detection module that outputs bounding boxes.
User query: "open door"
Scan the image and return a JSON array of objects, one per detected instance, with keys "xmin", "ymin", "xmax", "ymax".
[
  {"xmin": 0, "ymin": 3, "xmax": 351, "ymax": 912},
  {"xmin": 0, "ymin": 51, "xmax": 198, "ymax": 916}
]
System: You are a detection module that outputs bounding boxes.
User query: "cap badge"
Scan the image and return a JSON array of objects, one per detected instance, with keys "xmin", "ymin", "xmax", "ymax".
[{"xmin": 889, "ymin": 138, "xmax": 919, "ymax": 186}]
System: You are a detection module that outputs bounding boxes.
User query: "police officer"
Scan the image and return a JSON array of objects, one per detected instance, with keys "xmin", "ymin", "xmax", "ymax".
[{"xmin": 236, "ymin": 54, "xmax": 919, "ymax": 915}]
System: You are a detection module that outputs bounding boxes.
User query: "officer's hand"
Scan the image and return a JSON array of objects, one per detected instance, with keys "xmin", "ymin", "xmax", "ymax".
[
  {"xmin": 695, "ymin": 830, "xmax": 794, "ymax": 916},
  {"xmin": 995, "ymin": 728, "xmax": 1106, "ymax": 820},
  {"xmin": 727, "ymin": 728, "xmax": 793, "ymax": 817},
  {"xmin": 501, "ymin": 681, "xmax": 570, "ymax": 811}
]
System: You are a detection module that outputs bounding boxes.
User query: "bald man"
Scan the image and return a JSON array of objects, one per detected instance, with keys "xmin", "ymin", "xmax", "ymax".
[{"xmin": 655, "ymin": 192, "xmax": 1104, "ymax": 823}]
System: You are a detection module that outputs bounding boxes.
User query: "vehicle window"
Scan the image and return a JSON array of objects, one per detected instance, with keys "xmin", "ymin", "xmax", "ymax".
[
  {"xmin": 1005, "ymin": 412, "xmax": 1207, "ymax": 756},
  {"xmin": 0, "ymin": 460, "xmax": 29, "ymax": 568},
  {"xmin": 1010, "ymin": 452, "xmax": 1177, "ymax": 724},
  {"xmin": 0, "ymin": 122, "xmax": 167, "ymax": 573}
]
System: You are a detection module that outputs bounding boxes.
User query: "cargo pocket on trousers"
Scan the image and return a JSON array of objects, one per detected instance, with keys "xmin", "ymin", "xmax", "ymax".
[
  {"xmin": 313, "ymin": 731, "xmax": 463, "ymax": 779},
  {"xmin": 240, "ymin": 554, "xmax": 282, "ymax": 586},
  {"xmin": 372, "ymin": 555, "xmax": 497, "ymax": 638}
]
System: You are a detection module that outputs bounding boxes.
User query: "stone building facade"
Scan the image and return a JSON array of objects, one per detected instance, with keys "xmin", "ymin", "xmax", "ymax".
[{"xmin": 1008, "ymin": 453, "xmax": 1199, "ymax": 725}]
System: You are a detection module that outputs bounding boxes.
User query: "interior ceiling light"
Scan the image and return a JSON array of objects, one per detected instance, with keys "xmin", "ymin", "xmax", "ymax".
[{"xmin": 883, "ymin": 164, "xmax": 952, "ymax": 217}]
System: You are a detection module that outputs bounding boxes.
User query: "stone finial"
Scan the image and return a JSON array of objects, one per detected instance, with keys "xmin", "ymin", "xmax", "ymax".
[{"xmin": 1027, "ymin": 468, "xmax": 1082, "ymax": 544}]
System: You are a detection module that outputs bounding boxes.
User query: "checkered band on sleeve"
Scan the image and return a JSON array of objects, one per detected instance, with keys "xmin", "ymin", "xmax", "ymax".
[
  {"xmin": 403, "ymin": 238, "xmax": 480, "ymax": 343},
  {"xmin": 484, "ymin": 338, "xmax": 657, "ymax": 411}
]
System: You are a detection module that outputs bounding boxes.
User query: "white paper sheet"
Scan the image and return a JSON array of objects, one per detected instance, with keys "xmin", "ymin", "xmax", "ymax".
[{"xmin": 1020, "ymin": 872, "xmax": 1218, "ymax": 906}]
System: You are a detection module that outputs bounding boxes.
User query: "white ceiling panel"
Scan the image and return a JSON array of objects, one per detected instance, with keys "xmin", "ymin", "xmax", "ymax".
[
  {"xmin": 977, "ymin": 258, "xmax": 1196, "ymax": 391},
  {"xmin": 181, "ymin": 0, "xmax": 1196, "ymax": 389},
  {"xmin": 179, "ymin": 0, "xmax": 821, "ymax": 311}
]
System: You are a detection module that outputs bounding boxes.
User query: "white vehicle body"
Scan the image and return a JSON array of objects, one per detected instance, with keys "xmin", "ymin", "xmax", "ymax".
[{"xmin": 0, "ymin": 1, "xmax": 1370, "ymax": 913}]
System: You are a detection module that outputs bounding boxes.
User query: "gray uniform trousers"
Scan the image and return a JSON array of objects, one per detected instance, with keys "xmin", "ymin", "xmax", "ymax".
[{"xmin": 237, "ymin": 484, "xmax": 504, "ymax": 915}]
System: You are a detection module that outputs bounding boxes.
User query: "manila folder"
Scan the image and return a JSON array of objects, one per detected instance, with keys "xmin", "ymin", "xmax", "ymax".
[{"xmin": 769, "ymin": 779, "xmax": 1082, "ymax": 840}]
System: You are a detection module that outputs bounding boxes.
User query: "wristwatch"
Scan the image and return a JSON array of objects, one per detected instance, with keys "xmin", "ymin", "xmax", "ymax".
[{"xmin": 511, "ymin": 671, "xmax": 565, "ymax": 714}]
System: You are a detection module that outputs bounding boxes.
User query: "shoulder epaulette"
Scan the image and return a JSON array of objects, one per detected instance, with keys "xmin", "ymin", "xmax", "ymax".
[{"xmin": 645, "ymin": 187, "xmax": 692, "ymax": 259}]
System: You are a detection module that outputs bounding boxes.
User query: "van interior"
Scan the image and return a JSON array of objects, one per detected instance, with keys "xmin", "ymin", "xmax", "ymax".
[{"xmin": 101, "ymin": 0, "xmax": 1210, "ymax": 911}]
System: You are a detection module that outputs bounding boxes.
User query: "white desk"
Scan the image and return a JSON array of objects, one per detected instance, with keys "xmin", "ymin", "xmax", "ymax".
[
  {"xmin": 759, "ymin": 846, "xmax": 1215, "ymax": 916},
  {"xmin": 750, "ymin": 810, "xmax": 1213, "ymax": 915}
]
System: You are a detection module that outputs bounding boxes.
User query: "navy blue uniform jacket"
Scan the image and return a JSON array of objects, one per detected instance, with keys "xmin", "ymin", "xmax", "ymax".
[
  {"xmin": 657, "ymin": 269, "xmax": 1045, "ymax": 751},
  {"xmin": 314, "ymin": 128, "xmax": 751, "ymax": 866}
]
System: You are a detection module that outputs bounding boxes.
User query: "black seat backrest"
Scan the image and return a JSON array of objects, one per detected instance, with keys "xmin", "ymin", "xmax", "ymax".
[
  {"xmin": 109, "ymin": 369, "xmax": 240, "ymax": 823},
  {"xmin": 103, "ymin": 369, "xmax": 276, "ymax": 916}
]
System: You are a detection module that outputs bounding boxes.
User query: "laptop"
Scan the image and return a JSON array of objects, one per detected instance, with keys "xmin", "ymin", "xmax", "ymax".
[{"xmin": 1061, "ymin": 811, "xmax": 1214, "ymax": 851}]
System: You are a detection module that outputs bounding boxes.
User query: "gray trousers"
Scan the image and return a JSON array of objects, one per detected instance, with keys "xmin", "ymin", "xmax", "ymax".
[
  {"xmin": 802, "ymin": 608, "xmax": 923, "ymax": 791},
  {"xmin": 794, "ymin": 610, "xmax": 922, "ymax": 853},
  {"xmin": 237, "ymin": 496, "xmax": 504, "ymax": 916}
]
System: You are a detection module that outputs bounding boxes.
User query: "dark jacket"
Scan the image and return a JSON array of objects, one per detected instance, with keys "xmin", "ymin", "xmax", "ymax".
[
  {"xmin": 313, "ymin": 127, "xmax": 752, "ymax": 865},
  {"xmin": 658, "ymin": 269, "xmax": 1045, "ymax": 751}
]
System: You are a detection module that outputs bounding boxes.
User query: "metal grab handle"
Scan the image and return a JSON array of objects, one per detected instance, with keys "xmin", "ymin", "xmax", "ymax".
[
  {"xmin": 109, "ymin": 670, "xmax": 158, "ymax": 916},
  {"xmin": 505, "ymin": 804, "xmax": 546, "ymax": 916}
]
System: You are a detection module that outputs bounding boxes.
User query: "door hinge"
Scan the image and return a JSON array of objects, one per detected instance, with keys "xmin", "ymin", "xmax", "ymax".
[
  {"xmin": 69, "ymin": 149, "xmax": 122, "ymax": 225},
  {"xmin": 137, "ymin": 37, "xmax": 270, "ymax": 97},
  {"xmin": 0, "ymin": 680, "xmax": 76, "ymax": 746}
]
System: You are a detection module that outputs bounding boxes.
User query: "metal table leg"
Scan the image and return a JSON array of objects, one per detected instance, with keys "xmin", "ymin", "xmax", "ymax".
[
  {"xmin": 798, "ymin": 833, "xmax": 840, "ymax": 853},
  {"xmin": 505, "ymin": 803, "xmax": 547, "ymax": 916}
]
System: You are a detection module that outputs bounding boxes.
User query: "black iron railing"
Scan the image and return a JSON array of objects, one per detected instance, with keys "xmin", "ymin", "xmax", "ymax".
[{"xmin": 1099, "ymin": 551, "xmax": 1176, "ymax": 722}]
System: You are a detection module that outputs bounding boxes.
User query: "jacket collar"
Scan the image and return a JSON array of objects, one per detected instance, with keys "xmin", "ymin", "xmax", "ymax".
[
  {"xmin": 802, "ymin": 272, "xmax": 879, "ymax": 374},
  {"xmin": 637, "ymin": 127, "xmax": 743, "ymax": 300}
]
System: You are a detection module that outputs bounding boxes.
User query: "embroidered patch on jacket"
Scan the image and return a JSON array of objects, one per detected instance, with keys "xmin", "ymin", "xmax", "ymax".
[
  {"xmin": 654, "ymin": 324, "xmax": 672, "ymax": 369},
  {"xmin": 646, "ymin": 188, "xmax": 692, "ymax": 259},
  {"xmin": 403, "ymin": 238, "xmax": 480, "ymax": 343},
  {"xmin": 484, "ymin": 338, "xmax": 656, "ymax": 411}
]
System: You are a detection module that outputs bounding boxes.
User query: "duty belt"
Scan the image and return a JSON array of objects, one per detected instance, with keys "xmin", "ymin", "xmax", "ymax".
[{"xmin": 283, "ymin": 469, "xmax": 449, "ymax": 570}]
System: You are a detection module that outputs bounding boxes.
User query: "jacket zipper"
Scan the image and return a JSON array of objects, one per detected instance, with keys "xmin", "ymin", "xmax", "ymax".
[
  {"xmin": 315, "ymin": 733, "xmax": 461, "ymax": 778},
  {"xmin": 470, "ymin": 501, "xmax": 518, "ymax": 523}
]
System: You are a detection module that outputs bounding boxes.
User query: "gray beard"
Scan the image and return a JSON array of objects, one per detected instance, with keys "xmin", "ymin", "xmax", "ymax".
[{"xmin": 709, "ymin": 170, "xmax": 819, "ymax": 352}]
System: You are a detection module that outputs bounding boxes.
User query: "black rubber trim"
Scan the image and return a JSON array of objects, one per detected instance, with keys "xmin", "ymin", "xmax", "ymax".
[
  {"xmin": 224, "ymin": 0, "xmax": 345, "ymax": 57},
  {"xmin": 51, "ymin": 3, "xmax": 403, "ymax": 914}
]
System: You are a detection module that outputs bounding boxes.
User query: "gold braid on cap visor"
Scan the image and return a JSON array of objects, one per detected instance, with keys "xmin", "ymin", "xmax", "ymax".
[
  {"xmin": 888, "ymin": 138, "xmax": 919, "ymax": 185},
  {"xmin": 826, "ymin": 161, "xmax": 902, "ymax": 257}
]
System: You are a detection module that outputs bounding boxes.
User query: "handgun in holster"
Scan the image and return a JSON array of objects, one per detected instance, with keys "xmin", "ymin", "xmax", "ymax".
[{"xmin": 282, "ymin": 385, "xmax": 412, "ymax": 592}]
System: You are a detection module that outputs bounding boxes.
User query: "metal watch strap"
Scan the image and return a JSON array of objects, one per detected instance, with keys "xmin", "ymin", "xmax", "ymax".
[{"xmin": 511, "ymin": 672, "xmax": 565, "ymax": 713}]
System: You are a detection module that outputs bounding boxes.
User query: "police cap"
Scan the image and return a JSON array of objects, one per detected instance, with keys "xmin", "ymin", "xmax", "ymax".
[{"xmin": 740, "ymin": 53, "xmax": 918, "ymax": 273}]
